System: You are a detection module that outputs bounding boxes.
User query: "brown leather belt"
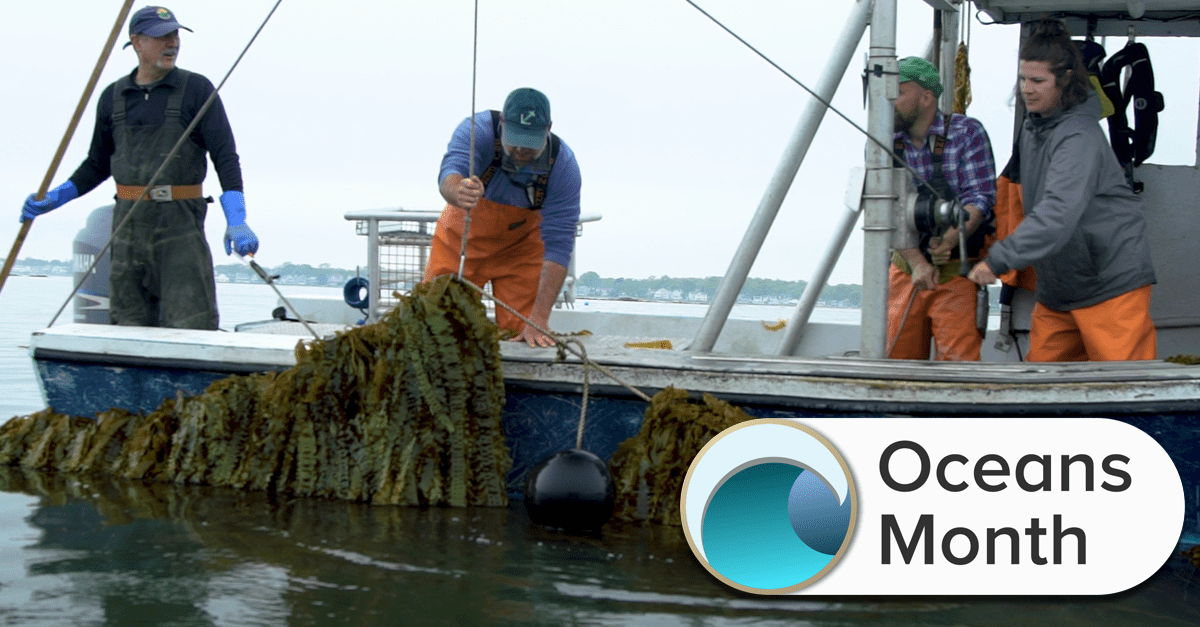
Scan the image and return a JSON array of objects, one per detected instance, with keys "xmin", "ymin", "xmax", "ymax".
[{"xmin": 115, "ymin": 184, "xmax": 203, "ymax": 202}]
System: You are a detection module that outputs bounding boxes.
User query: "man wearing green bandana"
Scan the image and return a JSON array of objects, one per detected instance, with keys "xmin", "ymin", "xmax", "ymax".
[{"xmin": 888, "ymin": 56, "xmax": 997, "ymax": 360}]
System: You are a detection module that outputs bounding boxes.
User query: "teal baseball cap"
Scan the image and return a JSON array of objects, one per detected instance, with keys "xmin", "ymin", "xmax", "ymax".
[
  {"xmin": 898, "ymin": 57, "xmax": 944, "ymax": 97},
  {"xmin": 501, "ymin": 88, "xmax": 552, "ymax": 149}
]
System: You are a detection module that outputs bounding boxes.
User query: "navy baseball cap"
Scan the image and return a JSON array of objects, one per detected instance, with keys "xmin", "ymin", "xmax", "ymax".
[
  {"xmin": 501, "ymin": 88, "xmax": 551, "ymax": 149},
  {"xmin": 125, "ymin": 6, "xmax": 192, "ymax": 46}
]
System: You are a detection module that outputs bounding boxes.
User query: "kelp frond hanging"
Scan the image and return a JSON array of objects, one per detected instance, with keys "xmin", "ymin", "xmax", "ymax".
[
  {"xmin": 0, "ymin": 276, "xmax": 511, "ymax": 507},
  {"xmin": 608, "ymin": 387, "xmax": 753, "ymax": 525}
]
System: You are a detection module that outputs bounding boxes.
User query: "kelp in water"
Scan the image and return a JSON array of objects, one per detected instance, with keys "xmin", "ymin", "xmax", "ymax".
[
  {"xmin": 608, "ymin": 387, "xmax": 753, "ymax": 525},
  {"xmin": 0, "ymin": 276, "xmax": 511, "ymax": 507}
]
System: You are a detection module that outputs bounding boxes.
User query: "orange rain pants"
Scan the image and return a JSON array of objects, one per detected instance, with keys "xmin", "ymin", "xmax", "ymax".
[
  {"xmin": 1027, "ymin": 285, "xmax": 1156, "ymax": 361},
  {"xmin": 423, "ymin": 198, "xmax": 543, "ymax": 333},
  {"xmin": 887, "ymin": 264, "xmax": 982, "ymax": 361},
  {"xmin": 992, "ymin": 174, "xmax": 1037, "ymax": 291}
]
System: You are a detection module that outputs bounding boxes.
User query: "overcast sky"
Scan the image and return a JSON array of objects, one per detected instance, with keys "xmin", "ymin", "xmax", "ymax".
[{"xmin": 1, "ymin": 1, "xmax": 1195, "ymax": 284}]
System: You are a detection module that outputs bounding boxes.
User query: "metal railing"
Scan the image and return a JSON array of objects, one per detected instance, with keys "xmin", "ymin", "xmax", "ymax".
[{"xmin": 344, "ymin": 208, "xmax": 601, "ymax": 323}]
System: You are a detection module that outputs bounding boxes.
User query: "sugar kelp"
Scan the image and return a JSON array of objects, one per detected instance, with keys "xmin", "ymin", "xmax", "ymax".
[
  {"xmin": 608, "ymin": 387, "xmax": 754, "ymax": 525},
  {"xmin": 0, "ymin": 276, "xmax": 511, "ymax": 507}
]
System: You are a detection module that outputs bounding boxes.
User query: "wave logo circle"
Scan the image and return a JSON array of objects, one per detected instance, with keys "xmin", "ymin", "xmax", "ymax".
[{"xmin": 680, "ymin": 419, "xmax": 856, "ymax": 593}]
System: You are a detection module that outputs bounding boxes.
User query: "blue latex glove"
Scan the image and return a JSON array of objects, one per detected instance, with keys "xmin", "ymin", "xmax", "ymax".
[
  {"xmin": 219, "ymin": 190, "xmax": 259, "ymax": 256},
  {"xmin": 20, "ymin": 181, "xmax": 78, "ymax": 222}
]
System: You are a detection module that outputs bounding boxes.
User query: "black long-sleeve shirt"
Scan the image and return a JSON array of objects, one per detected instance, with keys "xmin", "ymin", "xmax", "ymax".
[{"xmin": 69, "ymin": 66, "xmax": 243, "ymax": 195}]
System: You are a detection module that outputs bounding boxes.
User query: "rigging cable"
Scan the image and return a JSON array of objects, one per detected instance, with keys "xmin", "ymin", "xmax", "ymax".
[
  {"xmin": 49, "ymin": 0, "xmax": 287, "ymax": 328},
  {"xmin": 459, "ymin": 0, "xmax": 480, "ymax": 279},
  {"xmin": 682, "ymin": 0, "xmax": 948, "ymax": 202}
]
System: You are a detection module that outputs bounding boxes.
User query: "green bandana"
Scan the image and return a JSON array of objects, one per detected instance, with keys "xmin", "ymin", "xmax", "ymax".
[{"xmin": 898, "ymin": 57, "xmax": 944, "ymax": 97}]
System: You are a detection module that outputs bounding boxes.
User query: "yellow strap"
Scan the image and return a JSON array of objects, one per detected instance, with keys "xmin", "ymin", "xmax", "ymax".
[
  {"xmin": 892, "ymin": 251, "xmax": 968, "ymax": 284},
  {"xmin": 624, "ymin": 340, "xmax": 673, "ymax": 350}
]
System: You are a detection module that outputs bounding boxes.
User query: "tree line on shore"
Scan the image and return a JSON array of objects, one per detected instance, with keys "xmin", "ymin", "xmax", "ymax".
[
  {"xmin": 7, "ymin": 258, "xmax": 871, "ymax": 306},
  {"xmin": 6, "ymin": 257, "xmax": 361, "ymax": 287},
  {"xmin": 575, "ymin": 271, "xmax": 863, "ymax": 307}
]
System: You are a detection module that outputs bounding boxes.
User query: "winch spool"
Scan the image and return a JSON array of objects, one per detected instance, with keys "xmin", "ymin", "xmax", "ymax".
[{"xmin": 913, "ymin": 191, "xmax": 966, "ymax": 238}]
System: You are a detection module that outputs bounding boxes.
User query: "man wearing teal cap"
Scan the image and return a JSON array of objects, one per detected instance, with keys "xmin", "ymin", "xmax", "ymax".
[
  {"xmin": 425, "ymin": 88, "xmax": 583, "ymax": 348},
  {"xmin": 888, "ymin": 56, "xmax": 997, "ymax": 361}
]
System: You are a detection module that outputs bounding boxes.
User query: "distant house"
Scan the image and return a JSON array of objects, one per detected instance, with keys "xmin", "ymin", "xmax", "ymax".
[
  {"xmin": 687, "ymin": 291, "xmax": 708, "ymax": 302},
  {"xmin": 652, "ymin": 288, "xmax": 671, "ymax": 301}
]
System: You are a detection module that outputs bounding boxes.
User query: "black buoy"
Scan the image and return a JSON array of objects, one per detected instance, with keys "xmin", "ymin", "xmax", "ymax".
[{"xmin": 524, "ymin": 448, "xmax": 615, "ymax": 532}]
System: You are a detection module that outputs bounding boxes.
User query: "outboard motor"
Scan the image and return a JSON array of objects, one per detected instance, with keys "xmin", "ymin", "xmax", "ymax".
[{"xmin": 73, "ymin": 204, "xmax": 113, "ymax": 324}]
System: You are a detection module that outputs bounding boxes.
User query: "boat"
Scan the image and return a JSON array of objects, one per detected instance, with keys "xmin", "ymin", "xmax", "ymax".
[{"xmin": 26, "ymin": 0, "xmax": 1200, "ymax": 549}]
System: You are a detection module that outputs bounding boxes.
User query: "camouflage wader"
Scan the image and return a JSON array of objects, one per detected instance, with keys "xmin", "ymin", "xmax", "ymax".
[{"xmin": 109, "ymin": 69, "xmax": 219, "ymax": 330}]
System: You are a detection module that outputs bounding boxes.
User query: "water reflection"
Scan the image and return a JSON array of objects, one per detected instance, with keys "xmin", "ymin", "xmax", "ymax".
[{"xmin": 0, "ymin": 468, "xmax": 1195, "ymax": 626}]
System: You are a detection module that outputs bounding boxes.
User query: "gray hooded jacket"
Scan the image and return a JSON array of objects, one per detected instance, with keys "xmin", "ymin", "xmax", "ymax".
[{"xmin": 986, "ymin": 91, "xmax": 1155, "ymax": 311}]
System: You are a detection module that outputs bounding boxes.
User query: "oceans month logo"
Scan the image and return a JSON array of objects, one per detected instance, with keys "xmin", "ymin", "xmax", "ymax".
[
  {"xmin": 684, "ymin": 418, "xmax": 1183, "ymax": 596},
  {"xmin": 680, "ymin": 419, "xmax": 856, "ymax": 593}
]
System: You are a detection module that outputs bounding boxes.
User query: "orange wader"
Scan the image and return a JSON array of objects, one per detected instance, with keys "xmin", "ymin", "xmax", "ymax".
[
  {"xmin": 993, "ymin": 173, "xmax": 1037, "ymax": 292},
  {"xmin": 1027, "ymin": 285, "xmax": 1157, "ymax": 361},
  {"xmin": 887, "ymin": 265, "xmax": 982, "ymax": 361},
  {"xmin": 423, "ymin": 198, "xmax": 544, "ymax": 333}
]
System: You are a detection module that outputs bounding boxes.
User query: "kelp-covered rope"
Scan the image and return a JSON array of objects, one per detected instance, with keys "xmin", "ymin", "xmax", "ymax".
[
  {"xmin": 608, "ymin": 387, "xmax": 755, "ymax": 525},
  {"xmin": 455, "ymin": 277, "xmax": 653, "ymax": 403},
  {"xmin": 458, "ymin": 277, "xmax": 746, "ymax": 525},
  {"xmin": 1, "ymin": 273, "xmax": 758, "ymax": 524},
  {"xmin": 0, "ymin": 276, "xmax": 510, "ymax": 507}
]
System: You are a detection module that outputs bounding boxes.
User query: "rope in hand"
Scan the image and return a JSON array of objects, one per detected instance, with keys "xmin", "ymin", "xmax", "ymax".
[
  {"xmin": 454, "ymin": 276, "xmax": 654, "ymax": 405},
  {"xmin": 458, "ymin": 0, "xmax": 480, "ymax": 280}
]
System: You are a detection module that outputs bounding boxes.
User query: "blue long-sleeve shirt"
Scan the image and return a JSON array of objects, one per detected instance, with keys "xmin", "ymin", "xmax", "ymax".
[
  {"xmin": 439, "ymin": 111, "xmax": 582, "ymax": 268},
  {"xmin": 69, "ymin": 67, "xmax": 243, "ymax": 195}
]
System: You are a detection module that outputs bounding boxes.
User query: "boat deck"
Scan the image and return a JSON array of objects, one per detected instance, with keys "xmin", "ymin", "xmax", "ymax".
[{"xmin": 30, "ymin": 321, "xmax": 1200, "ymax": 416}]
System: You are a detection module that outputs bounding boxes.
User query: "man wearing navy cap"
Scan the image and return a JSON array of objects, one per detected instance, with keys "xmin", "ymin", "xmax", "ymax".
[
  {"xmin": 19, "ymin": 6, "xmax": 257, "ymax": 330},
  {"xmin": 425, "ymin": 88, "xmax": 583, "ymax": 347}
]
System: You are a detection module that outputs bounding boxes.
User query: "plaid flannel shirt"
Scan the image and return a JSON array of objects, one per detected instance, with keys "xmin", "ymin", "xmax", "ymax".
[{"xmin": 894, "ymin": 111, "xmax": 997, "ymax": 224}]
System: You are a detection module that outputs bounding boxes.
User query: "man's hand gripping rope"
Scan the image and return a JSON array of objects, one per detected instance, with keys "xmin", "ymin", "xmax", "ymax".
[{"xmin": 453, "ymin": 275, "xmax": 653, "ymax": 404}]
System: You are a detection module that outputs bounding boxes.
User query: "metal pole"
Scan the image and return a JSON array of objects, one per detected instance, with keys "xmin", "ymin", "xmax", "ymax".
[
  {"xmin": 939, "ymin": 8, "xmax": 960, "ymax": 113},
  {"xmin": 368, "ymin": 216, "xmax": 381, "ymax": 323},
  {"xmin": 690, "ymin": 0, "xmax": 874, "ymax": 353},
  {"xmin": 776, "ymin": 169, "xmax": 864, "ymax": 356},
  {"xmin": 860, "ymin": 0, "xmax": 898, "ymax": 359}
]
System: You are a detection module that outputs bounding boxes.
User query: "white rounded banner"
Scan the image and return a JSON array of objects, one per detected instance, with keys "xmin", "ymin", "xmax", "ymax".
[{"xmin": 681, "ymin": 418, "xmax": 1185, "ymax": 595}]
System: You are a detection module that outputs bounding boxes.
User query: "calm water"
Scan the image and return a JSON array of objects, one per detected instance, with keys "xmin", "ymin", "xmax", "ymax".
[{"xmin": 0, "ymin": 276, "xmax": 1197, "ymax": 626}]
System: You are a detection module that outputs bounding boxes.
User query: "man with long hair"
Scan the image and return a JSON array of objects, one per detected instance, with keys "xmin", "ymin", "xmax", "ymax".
[{"xmin": 968, "ymin": 19, "xmax": 1157, "ymax": 361}]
